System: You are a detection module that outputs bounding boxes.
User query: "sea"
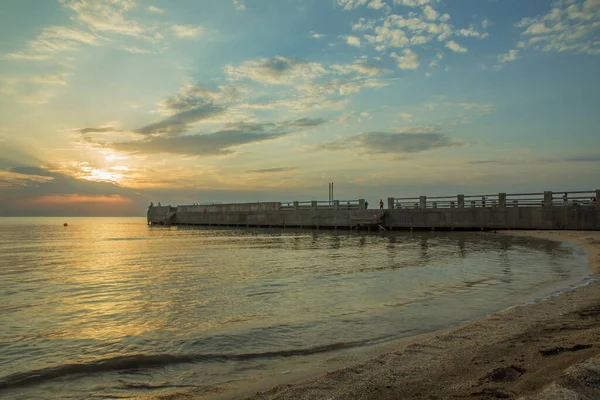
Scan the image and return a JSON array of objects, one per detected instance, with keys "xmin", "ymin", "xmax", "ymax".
[{"xmin": 0, "ymin": 217, "xmax": 593, "ymax": 399}]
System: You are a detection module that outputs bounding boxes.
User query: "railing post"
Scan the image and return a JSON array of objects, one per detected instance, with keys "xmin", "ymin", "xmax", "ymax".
[
  {"xmin": 359, "ymin": 199, "xmax": 365, "ymax": 210},
  {"xmin": 293, "ymin": 201, "xmax": 299, "ymax": 211},
  {"xmin": 311, "ymin": 200, "xmax": 317, "ymax": 210},
  {"xmin": 513, "ymin": 200, "xmax": 518, "ymax": 207},
  {"xmin": 499, "ymin": 193, "xmax": 506, "ymax": 208},
  {"xmin": 388, "ymin": 197, "xmax": 395, "ymax": 210},
  {"xmin": 544, "ymin": 191, "xmax": 553, "ymax": 207},
  {"xmin": 334, "ymin": 200, "xmax": 340, "ymax": 210},
  {"xmin": 457, "ymin": 194, "xmax": 464, "ymax": 208},
  {"xmin": 471, "ymin": 201, "xmax": 476, "ymax": 208},
  {"xmin": 419, "ymin": 196, "xmax": 427, "ymax": 209}
]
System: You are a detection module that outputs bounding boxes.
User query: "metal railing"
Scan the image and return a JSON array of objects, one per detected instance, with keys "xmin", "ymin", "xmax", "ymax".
[
  {"xmin": 280, "ymin": 199, "xmax": 362, "ymax": 210},
  {"xmin": 392, "ymin": 190, "xmax": 598, "ymax": 209}
]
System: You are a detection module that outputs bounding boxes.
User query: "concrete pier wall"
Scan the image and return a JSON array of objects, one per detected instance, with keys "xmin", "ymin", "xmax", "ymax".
[
  {"xmin": 385, "ymin": 206, "xmax": 598, "ymax": 230},
  {"xmin": 148, "ymin": 204, "xmax": 599, "ymax": 230},
  {"xmin": 147, "ymin": 190, "xmax": 599, "ymax": 230}
]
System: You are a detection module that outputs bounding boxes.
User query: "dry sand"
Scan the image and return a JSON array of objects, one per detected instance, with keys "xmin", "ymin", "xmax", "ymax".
[{"xmin": 161, "ymin": 231, "xmax": 600, "ymax": 400}]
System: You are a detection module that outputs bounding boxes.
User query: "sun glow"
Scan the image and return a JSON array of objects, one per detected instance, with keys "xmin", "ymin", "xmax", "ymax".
[{"xmin": 83, "ymin": 168, "xmax": 124, "ymax": 183}]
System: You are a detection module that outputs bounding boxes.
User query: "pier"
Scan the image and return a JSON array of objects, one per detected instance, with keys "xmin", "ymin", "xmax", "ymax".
[{"xmin": 147, "ymin": 189, "xmax": 600, "ymax": 231}]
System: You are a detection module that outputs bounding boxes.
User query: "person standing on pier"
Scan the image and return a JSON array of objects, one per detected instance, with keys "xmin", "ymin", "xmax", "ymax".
[
  {"xmin": 379, "ymin": 199, "xmax": 384, "ymax": 209},
  {"xmin": 481, "ymin": 196, "xmax": 487, "ymax": 207},
  {"xmin": 365, "ymin": 200, "xmax": 369, "ymax": 209},
  {"xmin": 563, "ymin": 193, "xmax": 568, "ymax": 205}
]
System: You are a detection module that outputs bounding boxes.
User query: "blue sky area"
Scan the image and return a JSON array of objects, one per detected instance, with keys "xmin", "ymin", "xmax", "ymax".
[{"xmin": 0, "ymin": 0, "xmax": 599, "ymax": 215}]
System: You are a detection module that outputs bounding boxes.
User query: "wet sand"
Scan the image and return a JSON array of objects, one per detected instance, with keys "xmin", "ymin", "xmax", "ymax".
[{"xmin": 158, "ymin": 231, "xmax": 600, "ymax": 400}]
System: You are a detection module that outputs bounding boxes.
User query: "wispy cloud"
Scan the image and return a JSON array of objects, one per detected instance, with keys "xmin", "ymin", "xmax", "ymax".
[
  {"xmin": 59, "ymin": 0, "xmax": 145, "ymax": 38},
  {"xmin": 318, "ymin": 127, "xmax": 457, "ymax": 155},
  {"xmin": 31, "ymin": 72, "xmax": 70, "ymax": 85},
  {"xmin": 171, "ymin": 24, "xmax": 205, "ymax": 39},
  {"xmin": 4, "ymin": 26, "xmax": 99, "ymax": 60},
  {"xmin": 246, "ymin": 167, "xmax": 296, "ymax": 173},
  {"xmin": 225, "ymin": 56, "xmax": 327, "ymax": 85},
  {"xmin": 147, "ymin": 5, "xmax": 164, "ymax": 14},
  {"xmin": 113, "ymin": 118, "xmax": 327, "ymax": 156}
]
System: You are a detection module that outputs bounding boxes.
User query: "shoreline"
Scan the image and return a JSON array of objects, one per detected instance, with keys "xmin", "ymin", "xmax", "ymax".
[{"xmin": 156, "ymin": 230, "xmax": 600, "ymax": 400}]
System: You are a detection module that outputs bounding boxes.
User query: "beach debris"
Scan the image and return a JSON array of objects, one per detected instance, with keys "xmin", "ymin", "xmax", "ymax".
[{"xmin": 540, "ymin": 344, "xmax": 592, "ymax": 357}]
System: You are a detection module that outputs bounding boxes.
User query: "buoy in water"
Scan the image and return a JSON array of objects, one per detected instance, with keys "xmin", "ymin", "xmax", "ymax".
[{"xmin": 63, "ymin": 223, "xmax": 68, "ymax": 227}]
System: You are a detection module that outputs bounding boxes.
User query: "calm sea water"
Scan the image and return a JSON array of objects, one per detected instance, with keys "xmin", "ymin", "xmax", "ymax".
[{"xmin": 0, "ymin": 217, "xmax": 592, "ymax": 399}]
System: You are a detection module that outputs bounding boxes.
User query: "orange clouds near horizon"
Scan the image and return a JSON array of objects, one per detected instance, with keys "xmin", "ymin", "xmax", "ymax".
[{"xmin": 25, "ymin": 194, "xmax": 134, "ymax": 206}]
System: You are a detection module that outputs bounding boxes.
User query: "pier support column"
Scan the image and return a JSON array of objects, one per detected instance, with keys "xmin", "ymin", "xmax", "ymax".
[
  {"xmin": 293, "ymin": 201, "xmax": 299, "ymax": 211},
  {"xmin": 499, "ymin": 193, "xmax": 506, "ymax": 208},
  {"xmin": 334, "ymin": 200, "xmax": 340, "ymax": 210},
  {"xmin": 311, "ymin": 201, "xmax": 317, "ymax": 210},
  {"xmin": 388, "ymin": 197, "xmax": 395, "ymax": 210},
  {"xmin": 458, "ymin": 195, "xmax": 465, "ymax": 208},
  {"xmin": 419, "ymin": 196, "xmax": 427, "ymax": 209},
  {"xmin": 359, "ymin": 199, "xmax": 365, "ymax": 210},
  {"xmin": 544, "ymin": 191, "xmax": 553, "ymax": 207}
]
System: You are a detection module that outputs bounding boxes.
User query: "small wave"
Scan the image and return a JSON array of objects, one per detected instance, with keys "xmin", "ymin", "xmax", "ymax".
[{"xmin": 0, "ymin": 337, "xmax": 391, "ymax": 391}]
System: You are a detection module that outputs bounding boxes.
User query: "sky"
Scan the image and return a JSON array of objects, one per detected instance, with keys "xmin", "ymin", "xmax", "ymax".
[{"xmin": 0, "ymin": 0, "xmax": 599, "ymax": 216}]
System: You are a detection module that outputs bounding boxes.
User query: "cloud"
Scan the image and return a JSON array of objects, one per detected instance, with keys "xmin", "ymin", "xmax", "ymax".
[
  {"xmin": 59, "ymin": 0, "xmax": 145, "ymax": 37},
  {"xmin": 445, "ymin": 40, "xmax": 467, "ymax": 53},
  {"xmin": 123, "ymin": 46, "xmax": 153, "ymax": 54},
  {"xmin": 31, "ymin": 72, "xmax": 70, "ymax": 85},
  {"xmin": 393, "ymin": 0, "xmax": 430, "ymax": 6},
  {"xmin": 77, "ymin": 126, "xmax": 122, "ymax": 134},
  {"xmin": 8, "ymin": 166, "xmax": 58, "ymax": 177},
  {"xmin": 318, "ymin": 128, "xmax": 456, "ymax": 154},
  {"xmin": 343, "ymin": 35, "xmax": 362, "ymax": 47},
  {"xmin": 466, "ymin": 160, "xmax": 503, "ymax": 165},
  {"xmin": 368, "ymin": 0, "xmax": 388, "ymax": 10},
  {"xmin": 456, "ymin": 27, "xmax": 489, "ymax": 39},
  {"xmin": 246, "ymin": 167, "xmax": 296, "ymax": 173},
  {"xmin": 147, "ymin": 5, "xmax": 164, "ymax": 13},
  {"xmin": 114, "ymin": 117, "xmax": 325, "ymax": 156},
  {"xmin": 233, "ymin": 0, "xmax": 246, "ymax": 10},
  {"xmin": 171, "ymin": 24, "xmax": 205, "ymax": 39},
  {"xmin": 4, "ymin": 26, "xmax": 99, "ymax": 60},
  {"xmin": 134, "ymin": 104, "xmax": 226, "ymax": 135},
  {"xmin": 277, "ymin": 117, "xmax": 327, "ymax": 129},
  {"xmin": 498, "ymin": 49, "xmax": 519, "ymax": 64},
  {"xmin": 330, "ymin": 59, "xmax": 386, "ymax": 76},
  {"xmin": 225, "ymin": 56, "xmax": 327, "ymax": 85},
  {"xmin": 422, "ymin": 5, "xmax": 438, "ymax": 21},
  {"xmin": 564, "ymin": 154, "xmax": 600, "ymax": 162},
  {"xmin": 310, "ymin": 32, "xmax": 325, "ymax": 39},
  {"xmin": 391, "ymin": 49, "xmax": 420, "ymax": 69},
  {"xmin": 337, "ymin": 0, "xmax": 369, "ymax": 11},
  {"xmin": 512, "ymin": 0, "xmax": 600, "ymax": 56}
]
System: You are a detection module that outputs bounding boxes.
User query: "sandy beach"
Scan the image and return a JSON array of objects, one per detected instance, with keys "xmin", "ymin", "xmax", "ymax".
[
  {"xmin": 154, "ymin": 230, "xmax": 600, "ymax": 400},
  {"xmin": 233, "ymin": 231, "xmax": 600, "ymax": 400}
]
